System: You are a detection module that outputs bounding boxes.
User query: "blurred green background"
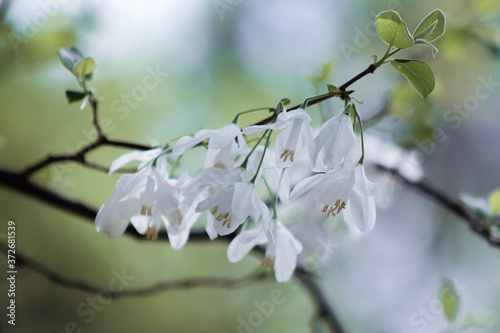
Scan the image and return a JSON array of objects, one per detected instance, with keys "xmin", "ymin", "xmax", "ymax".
[{"xmin": 1, "ymin": 0, "xmax": 500, "ymax": 332}]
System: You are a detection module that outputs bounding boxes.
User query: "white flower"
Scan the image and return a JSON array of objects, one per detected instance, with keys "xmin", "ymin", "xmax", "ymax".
[
  {"xmin": 290, "ymin": 164, "xmax": 377, "ymax": 232},
  {"xmin": 244, "ymin": 146, "xmax": 290, "ymax": 205},
  {"xmin": 243, "ymin": 108, "xmax": 313, "ymax": 168},
  {"xmin": 310, "ymin": 112, "xmax": 358, "ymax": 172},
  {"xmin": 158, "ymin": 173, "xmax": 203, "ymax": 250},
  {"xmin": 227, "ymin": 220, "xmax": 303, "ymax": 282},
  {"xmin": 204, "ymin": 140, "xmax": 248, "ymax": 170},
  {"xmin": 195, "ymin": 182, "xmax": 269, "ymax": 236},
  {"xmin": 96, "ymin": 164, "xmax": 174, "ymax": 240},
  {"xmin": 173, "ymin": 123, "xmax": 246, "ymax": 156}
]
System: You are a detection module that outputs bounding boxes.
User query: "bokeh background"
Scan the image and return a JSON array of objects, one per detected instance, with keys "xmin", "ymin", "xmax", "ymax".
[{"xmin": 1, "ymin": 0, "xmax": 500, "ymax": 332}]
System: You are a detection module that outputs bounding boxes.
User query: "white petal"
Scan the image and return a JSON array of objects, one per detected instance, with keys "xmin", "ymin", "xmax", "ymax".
[
  {"xmin": 354, "ymin": 164, "xmax": 377, "ymax": 196},
  {"xmin": 311, "ymin": 113, "xmax": 357, "ymax": 172},
  {"xmin": 165, "ymin": 223, "xmax": 190, "ymax": 250},
  {"xmin": 274, "ymin": 221, "xmax": 302, "ymax": 282},
  {"xmin": 227, "ymin": 224, "xmax": 267, "ymax": 263},
  {"xmin": 130, "ymin": 215, "xmax": 150, "ymax": 235},
  {"xmin": 172, "ymin": 129, "xmax": 211, "ymax": 156},
  {"xmin": 289, "ymin": 174, "xmax": 324, "ymax": 201},
  {"xmin": 344, "ymin": 187, "xmax": 376, "ymax": 232},
  {"xmin": 95, "ymin": 194, "xmax": 129, "ymax": 238},
  {"xmin": 242, "ymin": 124, "xmax": 272, "ymax": 135},
  {"xmin": 231, "ymin": 182, "xmax": 256, "ymax": 221},
  {"xmin": 208, "ymin": 124, "xmax": 241, "ymax": 149},
  {"xmin": 205, "ymin": 214, "xmax": 218, "ymax": 240}
]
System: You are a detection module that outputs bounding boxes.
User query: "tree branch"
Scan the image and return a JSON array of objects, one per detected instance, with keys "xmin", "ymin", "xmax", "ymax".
[
  {"xmin": 0, "ymin": 242, "xmax": 273, "ymax": 297},
  {"xmin": 375, "ymin": 163, "xmax": 498, "ymax": 248}
]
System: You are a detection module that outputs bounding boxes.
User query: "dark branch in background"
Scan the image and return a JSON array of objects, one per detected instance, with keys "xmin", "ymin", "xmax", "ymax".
[
  {"xmin": 0, "ymin": 241, "xmax": 272, "ymax": 297},
  {"xmin": 376, "ymin": 164, "xmax": 499, "ymax": 248}
]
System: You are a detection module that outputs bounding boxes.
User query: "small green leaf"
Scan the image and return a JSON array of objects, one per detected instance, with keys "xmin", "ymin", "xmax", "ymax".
[
  {"xmin": 488, "ymin": 189, "xmax": 500, "ymax": 215},
  {"xmin": 414, "ymin": 9, "xmax": 446, "ymax": 42},
  {"xmin": 280, "ymin": 98, "xmax": 291, "ymax": 106},
  {"xmin": 415, "ymin": 39, "xmax": 439, "ymax": 57},
  {"xmin": 440, "ymin": 279, "xmax": 459, "ymax": 323},
  {"xmin": 57, "ymin": 47, "xmax": 84, "ymax": 73},
  {"xmin": 375, "ymin": 11, "xmax": 414, "ymax": 49},
  {"xmin": 390, "ymin": 59, "xmax": 435, "ymax": 98},
  {"xmin": 65, "ymin": 90, "xmax": 87, "ymax": 104},
  {"xmin": 327, "ymin": 84, "xmax": 341, "ymax": 94},
  {"xmin": 73, "ymin": 57, "xmax": 96, "ymax": 78}
]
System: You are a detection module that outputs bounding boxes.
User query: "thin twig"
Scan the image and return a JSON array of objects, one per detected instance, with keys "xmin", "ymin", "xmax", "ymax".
[{"xmin": 0, "ymin": 242, "xmax": 271, "ymax": 298}]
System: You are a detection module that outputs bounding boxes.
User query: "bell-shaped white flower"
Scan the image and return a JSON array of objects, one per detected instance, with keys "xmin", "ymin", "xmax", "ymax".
[
  {"xmin": 290, "ymin": 163, "xmax": 377, "ymax": 232},
  {"xmin": 244, "ymin": 146, "xmax": 290, "ymax": 205},
  {"xmin": 96, "ymin": 164, "xmax": 174, "ymax": 240},
  {"xmin": 173, "ymin": 123, "xmax": 246, "ymax": 156},
  {"xmin": 227, "ymin": 220, "xmax": 302, "ymax": 282},
  {"xmin": 243, "ymin": 108, "xmax": 313, "ymax": 168},
  {"xmin": 310, "ymin": 112, "xmax": 358, "ymax": 172},
  {"xmin": 195, "ymin": 182, "xmax": 269, "ymax": 236},
  {"xmin": 157, "ymin": 172, "xmax": 204, "ymax": 249}
]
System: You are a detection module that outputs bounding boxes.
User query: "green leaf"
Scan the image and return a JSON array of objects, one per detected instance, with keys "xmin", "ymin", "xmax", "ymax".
[
  {"xmin": 390, "ymin": 59, "xmax": 435, "ymax": 98},
  {"xmin": 280, "ymin": 98, "xmax": 291, "ymax": 106},
  {"xmin": 57, "ymin": 47, "xmax": 84, "ymax": 73},
  {"xmin": 440, "ymin": 279, "xmax": 459, "ymax": 323},
  {"xmin": 375, "ymin": 11, "xmax": 414, "ymax": 49},
  {"xmin": 73, "ymin": 57, "xmax": 96, "ymax": 78},
  {"xmin": 327, "ymin": 84, "xmax": 341, "ymax": 94},
  {"xmin": 488, "ymin": 189, "xmax": 500, "ymax": 215},
  {"xmin": 415, "ymin": 39, "xmax": 439, "ymax": 57},
  {"xmin": 65, "ymin": 90, "xmax": 87, "ymax": 104},
  {"xmin": 414, "ymin": 9, "xmax": 446, "ymax": 42}
]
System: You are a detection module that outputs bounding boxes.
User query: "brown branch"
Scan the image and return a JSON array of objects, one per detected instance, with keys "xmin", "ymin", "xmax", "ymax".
[
  {"xmin": 375, "ymin": 163, "xmax": 498, "ymax": 248},
  {"xmin": 0, "ymin": 242, "xmax": 272, "ymax": 297},
  {"xmin": 254, "ymin": 63, "xmax": 377, "ymax": 126}
]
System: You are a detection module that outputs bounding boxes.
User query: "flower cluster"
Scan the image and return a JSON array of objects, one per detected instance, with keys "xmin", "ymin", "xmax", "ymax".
[{"xmin": 96, "ymin": 102, "xmax": 377, "ymax": 282}]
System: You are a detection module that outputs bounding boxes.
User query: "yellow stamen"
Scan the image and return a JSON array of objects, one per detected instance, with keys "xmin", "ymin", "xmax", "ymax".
[
  {"xmin": 321, "ymin": 200, "xmax": 347, "ymax": 218},
  {"xmin": 213, "ymin": 162, "xmax": 228, "ymax": 170},
  {"xmin": 280, "ymin": 149, "xmax": 295, "ymax": 162},
  {"xmin": 261, "ymin": 256, "xmax": 275, "ymax": 268},
  {"xmin": 216, "ymin": 212, "xmax": 231, "ymax": 229},
  {"xmin": 145, "ymin": 227, "xmax": 158, "ymax": 240},
  {"xmin": 177, "ymin": 209, "xmax": 183, "ymax": 225}
]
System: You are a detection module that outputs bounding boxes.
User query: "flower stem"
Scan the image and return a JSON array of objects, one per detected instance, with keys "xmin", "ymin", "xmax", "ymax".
[
  {"xmin": 241, "ymin": 129, "xmax": 270, "ymax": 169},
  {"xmin": 232, "ymin": 107, "xmax": 273, "ymax": 124},
  {"xmin": 250, "ymin": 130, "xmax": 273, "ymax": 184}
]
